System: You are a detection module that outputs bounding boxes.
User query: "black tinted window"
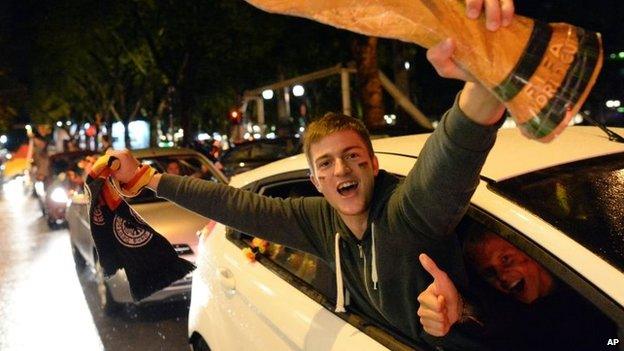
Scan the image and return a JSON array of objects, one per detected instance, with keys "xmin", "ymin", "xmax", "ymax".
[{"xmin": 491, "ymin": 152, "xmax": 624, "ymax": 274}]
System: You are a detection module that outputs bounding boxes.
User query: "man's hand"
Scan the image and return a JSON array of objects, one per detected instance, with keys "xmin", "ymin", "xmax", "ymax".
[
  {"xmin": 425, "ymin": 0, "xmax": 515, "ymax": 125},
  {"xmin": 417, "ymin": 253, "xmax": 462, "ymax": 337},
  {"xmin": 106, "ymin": 149, "xmax": 141, "ymax": 183},
  {"xmin": 466, "ymin": 0, "xmax": 515, "ymax": 31}
]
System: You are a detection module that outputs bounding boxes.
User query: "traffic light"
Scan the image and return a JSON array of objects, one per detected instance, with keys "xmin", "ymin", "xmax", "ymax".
[{"xmin": 229, "ymin": 109, "xmax": 242, "ymax": 125}]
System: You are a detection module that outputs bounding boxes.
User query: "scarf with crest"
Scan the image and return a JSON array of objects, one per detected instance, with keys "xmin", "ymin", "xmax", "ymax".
[{"xmin": 85, "ymin": 155, "xmax": 195, "ymax": 301}]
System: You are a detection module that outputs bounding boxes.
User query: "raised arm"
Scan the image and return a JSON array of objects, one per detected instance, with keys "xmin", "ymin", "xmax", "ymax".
[{"xmin": 394, "ymin": 1, "xmax": 512, "ymax": 240}]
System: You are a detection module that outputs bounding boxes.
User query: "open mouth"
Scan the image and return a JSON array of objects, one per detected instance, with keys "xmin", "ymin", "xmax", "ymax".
[
  {"xmin": 337, "ymin": 181, "xmax": 358, "ymax": 196},
  {"xmin": 508, "ymin": 278, "xmax": 525, "ymax": 296}
]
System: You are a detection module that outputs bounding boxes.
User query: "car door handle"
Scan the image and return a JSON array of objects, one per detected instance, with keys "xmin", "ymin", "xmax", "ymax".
[{"xmin": 218, "ymin": 267, "xmax": 236, "ymax": 295}]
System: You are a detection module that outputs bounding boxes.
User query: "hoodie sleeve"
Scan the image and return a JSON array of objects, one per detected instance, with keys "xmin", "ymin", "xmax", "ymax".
[
  {"xmin": 394, "ymin": 92, "xmax": 502, "ymax": 240},
  {"xmin": 156, "ymin": 174, "xmax": 330, "ymax": 257}
]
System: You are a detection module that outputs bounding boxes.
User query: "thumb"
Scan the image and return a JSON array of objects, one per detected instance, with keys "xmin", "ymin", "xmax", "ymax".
[{"xmin": 419, "ymin": 253, "xmax": 446, "ymax": 283}]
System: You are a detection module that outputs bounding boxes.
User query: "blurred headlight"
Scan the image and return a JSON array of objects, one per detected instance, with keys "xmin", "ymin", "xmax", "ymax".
[{"xmin": 50, "ymin": 187, "xmax": 69, "ymax": 203}]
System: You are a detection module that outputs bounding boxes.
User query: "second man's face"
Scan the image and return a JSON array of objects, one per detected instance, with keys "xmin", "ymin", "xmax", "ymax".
[
  {"xmin": 309, "ymin": 130, "xmax": 379, "ymax": 220},
  {"xmin": 474, "ymin": 234, "xmax": 554, "ymax": 304}
]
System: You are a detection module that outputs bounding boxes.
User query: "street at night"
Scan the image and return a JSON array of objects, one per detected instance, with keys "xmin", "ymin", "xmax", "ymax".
[{"xmin": 0, "ymin": 178, "xmax": 188, "ymax": 350}]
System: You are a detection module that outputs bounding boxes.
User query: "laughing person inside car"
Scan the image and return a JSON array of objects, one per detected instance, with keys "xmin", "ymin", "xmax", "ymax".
[
  {"xmin": 417, "ymin": 221, "xmax": 617, "ymax": 350},
  {"xmin": 107, "ymin": 1, "xmax": 513, "ymax": 348}
]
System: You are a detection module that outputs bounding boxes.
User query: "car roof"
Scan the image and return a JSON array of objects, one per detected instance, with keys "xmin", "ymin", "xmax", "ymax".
[
  {"xmin": 231, "ymin": 126, "xmax": 624, "ymax": 186},
  {"xmin": 132, "ymin": 147, "xmax": 202, "ymax": 158},
  {"xmin": 371, "ymin": 126, "xmax": 624, "ymax": 181}
]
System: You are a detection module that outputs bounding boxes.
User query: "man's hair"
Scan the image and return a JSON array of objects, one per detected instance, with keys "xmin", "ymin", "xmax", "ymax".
[
  {"xmin": 458, "ymin": 220, "xmax": 496, "ymax": 266},
  {"xmin": 302, "ymin": 112, "xmax": 373, "ymax": 170}
]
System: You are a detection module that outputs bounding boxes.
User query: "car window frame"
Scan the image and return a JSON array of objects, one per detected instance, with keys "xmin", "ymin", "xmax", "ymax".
[
  {"xmin": 225, "ymin": 169, "xmax": 426, "ymax": 351},
  {"xmin": 465, "ymin": 205, "xmax": 624, "ymax": 329}
]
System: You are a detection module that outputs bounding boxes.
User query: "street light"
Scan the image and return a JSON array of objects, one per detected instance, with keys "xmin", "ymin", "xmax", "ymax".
[
  {"xmin": 262, "ymin": 89, "xmax": 274, "ymax": 100},
  {"xmin": 292, "ymin": 85, "xmax": 305, "ymax": 97}
]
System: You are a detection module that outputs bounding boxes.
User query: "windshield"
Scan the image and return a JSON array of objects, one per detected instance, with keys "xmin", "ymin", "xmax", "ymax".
[{"xmin": 491, "ymin": 152, "xmax": 624, "ymax": 274}]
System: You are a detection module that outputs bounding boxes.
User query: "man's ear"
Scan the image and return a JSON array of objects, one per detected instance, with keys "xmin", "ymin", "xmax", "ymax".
[
  {"xmin": 372, "ymin": 155, "xmax": 379, "ymax": 176},
  {"xmin": 309, "ymin": 173, "xmax": 322, "ymax": 192}
]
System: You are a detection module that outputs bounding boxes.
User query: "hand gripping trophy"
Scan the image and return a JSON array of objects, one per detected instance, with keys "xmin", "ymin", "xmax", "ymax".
[{"xmin": 245, "ymin": 0, "xmax": 603, "ymax": 142}]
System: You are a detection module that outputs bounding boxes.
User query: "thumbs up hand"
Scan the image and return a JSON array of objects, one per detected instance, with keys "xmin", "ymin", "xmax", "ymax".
[{"xmin": 417, "ymin": 253, "xmax": 463, "ymax": 337}]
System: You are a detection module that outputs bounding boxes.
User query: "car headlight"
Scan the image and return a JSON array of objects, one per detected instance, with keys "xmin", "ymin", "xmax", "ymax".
[{"xmin": 50, "ymin": 187, "xmax": 69, "ymax": 203}]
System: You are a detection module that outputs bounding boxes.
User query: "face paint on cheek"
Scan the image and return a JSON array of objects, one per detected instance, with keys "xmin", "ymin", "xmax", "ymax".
[{"xmin": 358, "ymin": 161, "xmax": 368, "ymax": 169}]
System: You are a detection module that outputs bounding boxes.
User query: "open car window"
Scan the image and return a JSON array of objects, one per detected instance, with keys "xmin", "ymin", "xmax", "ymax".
[
  {"xmin": 226, "ymin": 175, "xmax": 420, "ymax": 351},
  {"xmin": 458, "ymin": 208, "xmax": 622, "ymax": 351}
]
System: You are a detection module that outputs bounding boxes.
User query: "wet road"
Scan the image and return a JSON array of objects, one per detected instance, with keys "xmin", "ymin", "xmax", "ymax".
[{"xmin": 0, "ymin": 178, "xmax": 189, "ymax": 350}]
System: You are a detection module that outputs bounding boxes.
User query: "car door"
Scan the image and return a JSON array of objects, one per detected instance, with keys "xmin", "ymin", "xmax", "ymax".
[{"xmin": 192, "ymin": 172, "xmax": 417, "ymax": 351}]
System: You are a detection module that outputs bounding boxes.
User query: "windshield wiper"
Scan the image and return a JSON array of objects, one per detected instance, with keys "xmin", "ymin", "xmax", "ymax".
[{"xmin": 580, "ymin": 112, "xmax": 624, "ymax": 143}]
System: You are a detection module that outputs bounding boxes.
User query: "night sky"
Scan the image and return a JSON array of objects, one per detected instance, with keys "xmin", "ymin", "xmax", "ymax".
[{"xmin": 0, "ymin": 0, "xmax": 622, "ymax": 134}]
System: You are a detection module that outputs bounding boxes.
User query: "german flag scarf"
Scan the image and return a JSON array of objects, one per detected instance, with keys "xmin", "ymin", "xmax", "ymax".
[{"xmin": 85, "ymin": 155, "xmax": 195, "ymax": 301}]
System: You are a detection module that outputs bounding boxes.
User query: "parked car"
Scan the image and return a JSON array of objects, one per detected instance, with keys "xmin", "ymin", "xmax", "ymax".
[
  {"xmin": 188, "ymin": 126, "xmax": 624, "ymax": 350},
  {"xmin": 66, "ymin": 147, "xmax": 228, "ymax": 314},
  {"xmin": 33, "ymin": 150, "xmax": 97, "ymax": 228},
  {"xmin": 219, "ymin": 137, "xmax": 301, "ymax": 177}
]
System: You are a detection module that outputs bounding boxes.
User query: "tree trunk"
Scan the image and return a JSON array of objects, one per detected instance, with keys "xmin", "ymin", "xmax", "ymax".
[{"xmin": 352, "ymin": 36, "xmax": 384, "ymax": 132}]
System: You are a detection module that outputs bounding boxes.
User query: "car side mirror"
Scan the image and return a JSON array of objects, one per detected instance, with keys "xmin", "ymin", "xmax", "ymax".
[{"xmin": 71, "ymin": 193, "xmax": 89, "ymax": 205}]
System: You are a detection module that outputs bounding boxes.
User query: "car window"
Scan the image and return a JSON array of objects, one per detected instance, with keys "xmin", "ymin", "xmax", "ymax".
[
  {"xmin": 128, "ymin": 153, "xmax": 220, "ymax": 204},
  {"xmin": 490, "ymin": 152, "xmax": 624, "ymax": 275},
  {"xmin": 226, "ymin": 176, "xmax": 421, "ymax": 351},
  {"xmin": 457, "ymin": 209, "xmax": 622, "ymax": 350},
  {"xmin": 242, "ymin": 179, "xmax": 335, "ymax": 300}
]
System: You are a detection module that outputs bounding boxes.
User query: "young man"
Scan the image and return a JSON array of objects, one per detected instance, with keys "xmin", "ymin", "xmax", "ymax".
[
  {"xmin": 108, "ymin": 1, "xmax": 513, "ymax": 346},
  {"xmin": 418, "ymin": 224, "xmax": 617, "ymax": 350}
]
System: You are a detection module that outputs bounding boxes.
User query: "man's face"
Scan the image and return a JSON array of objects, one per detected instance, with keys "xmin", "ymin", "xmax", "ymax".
[
  {"xmin": 167, "ymin": 162, "xmax": 181, "ymax": 175},
  {"xmin": 309, "ymin": 130, "xmax": 379, "ymax": 219},
  {"xmin": 474, "ymin": 234, "xmax": 554, "ymax": 304}
]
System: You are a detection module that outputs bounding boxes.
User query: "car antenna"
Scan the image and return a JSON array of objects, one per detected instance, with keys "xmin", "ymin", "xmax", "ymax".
[{"xmin": 579, "ymin": 111, "xmax": 624, "ymax": 143}]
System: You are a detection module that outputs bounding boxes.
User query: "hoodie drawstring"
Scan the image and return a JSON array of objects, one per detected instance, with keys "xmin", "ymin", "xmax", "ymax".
[
  {"xmin": 334, "ymin": 233, "xmax": 346, "ymax": 313},
  {"xmin": 371, "ymin": 224, "xmax": 378, "ymax": 290}
]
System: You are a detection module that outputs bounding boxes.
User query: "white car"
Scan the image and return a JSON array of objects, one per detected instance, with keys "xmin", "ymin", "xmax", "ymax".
[
  {"xmin": 188, "ymin": 127, "xmax": 624, "ymax": 350},
  {"xmin": 67, "ymin": 147, "xmax": 227, "ymax": 314}
]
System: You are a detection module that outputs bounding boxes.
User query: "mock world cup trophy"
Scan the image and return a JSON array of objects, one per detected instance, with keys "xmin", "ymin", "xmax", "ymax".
[{"xmin": 245, "ymin": 0, "xmax": 603, "ymax": 142}]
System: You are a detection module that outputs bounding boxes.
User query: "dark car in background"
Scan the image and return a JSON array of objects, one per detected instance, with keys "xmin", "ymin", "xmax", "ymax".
[{"xmin": 219, "ymin": 137, "xmax": 301, "ymax": 177}]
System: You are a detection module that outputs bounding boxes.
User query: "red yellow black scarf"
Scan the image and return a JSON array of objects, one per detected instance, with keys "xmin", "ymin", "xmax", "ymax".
[{"xmin": 85, "ymin": 155, "xmax": 195, "ymax": 301}]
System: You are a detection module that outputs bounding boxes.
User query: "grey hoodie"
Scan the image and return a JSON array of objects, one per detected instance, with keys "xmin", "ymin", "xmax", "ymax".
[{"xmin": 156, "ymin": 97, "xmax": 500, "ymax": 346}]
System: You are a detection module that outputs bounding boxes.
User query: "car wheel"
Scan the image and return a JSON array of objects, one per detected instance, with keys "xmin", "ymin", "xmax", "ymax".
[
  {"xmin": 71, "ymin": 244, "xmax": 86, "ymax": 271},
  {"xmin": 190, "ymin": 335, "xmax": 211, "ymax": 351},
  {"xmin": 95, "ymin": 258, "xmax": 122, "ymax": 315}
]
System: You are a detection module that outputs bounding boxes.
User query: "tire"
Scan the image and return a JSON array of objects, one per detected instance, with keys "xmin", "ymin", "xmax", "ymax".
[
  {"xmin": 71, "ymin": 244, "xmax": 86, "ymax": 271},
  {"xmin": 190, "ymin": 335, "xmax": 211, "ymax": 351},
  {"xmin": 95, "ymin": 258, "xmax": 122, "ymax": 315}
]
